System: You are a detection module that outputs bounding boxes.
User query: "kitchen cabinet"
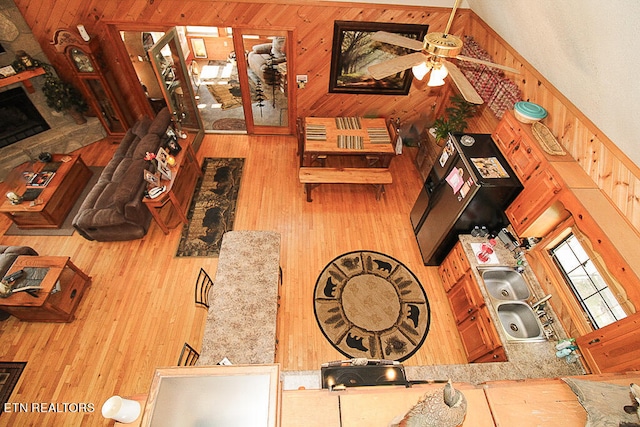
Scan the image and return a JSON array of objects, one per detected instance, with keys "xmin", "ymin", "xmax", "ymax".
[
  {"xmin": 438, "ymin": 241, "xmax": 470, "ymax": 292},
  {"xmin": 448, "ymin": 271, "xmax": 484, "ymax": 324},
  {"xmin": 505, "ymin": 167, "xmax": 565, "ymax": 237},
  {"xmin": 492, "ymin": 110, "xmax": 520, "ymax": 153},
  {"xmin": 458, "ymin": 306, "xmax": 503, "ymax": 362},
  {"xmin": 575, "ymin": 311, "xmax": 640, "ymax": 374},
  {"xmin": 492, "ymin": 111, "xmax": 543, "ymax": 183},
  {"xmin": 441, "ymin": 243, "xmax": 503, "ymax": 363}
]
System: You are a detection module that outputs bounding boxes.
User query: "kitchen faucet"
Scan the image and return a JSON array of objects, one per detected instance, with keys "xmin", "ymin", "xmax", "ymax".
[{"xmin": 531, "ymin": 294, "xmax": 552, "ymax": 311}]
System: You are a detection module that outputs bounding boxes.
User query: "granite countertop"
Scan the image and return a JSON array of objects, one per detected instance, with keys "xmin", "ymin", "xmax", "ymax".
[
  {"xmin": 281, "ymin": 234, "xmax": 585, "ymax": 390},
  {"xmin": 197, "ymin": 230, "xmax": 281, "ymax": 366}
]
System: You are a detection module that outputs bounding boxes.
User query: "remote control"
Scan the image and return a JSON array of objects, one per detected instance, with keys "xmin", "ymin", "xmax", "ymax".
[{"xmin": 2, "ymin": 269, "xmax": 24, "ymax": 283}]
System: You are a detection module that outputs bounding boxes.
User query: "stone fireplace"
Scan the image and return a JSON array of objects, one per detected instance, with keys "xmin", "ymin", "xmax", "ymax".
[
  {"xmin": 0, "ymin": 86, "xmax": 50, "ymax": 148},
  {"xmin": 0, "ymin": 78, "xmax": 105, "ymax": 181},
  {"xmin": 0, "ymin": 1, "xmax": 105, "ymax": 181}
]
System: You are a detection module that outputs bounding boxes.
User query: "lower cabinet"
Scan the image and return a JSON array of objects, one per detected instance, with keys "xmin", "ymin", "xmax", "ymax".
[
  {"xmin": 457, "ymin": 306, "xmax": 503, "ymax": 362},
  {"xmin": 441, "ymin": 244, "xmax": 505, "ymax": 363}
]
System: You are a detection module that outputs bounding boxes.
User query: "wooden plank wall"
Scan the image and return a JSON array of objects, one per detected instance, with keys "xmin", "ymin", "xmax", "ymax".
[
  {"xmin": 467, "ymin": 15, "xmax": 640, "ymax": 233},
  {"xmin": 13, "ymin": 0, "xmax": 640, "ymax": 233}
]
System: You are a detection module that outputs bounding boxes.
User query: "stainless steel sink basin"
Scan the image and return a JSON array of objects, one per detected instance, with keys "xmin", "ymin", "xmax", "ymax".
[
  {"xmin": 479, "ymin": 267, "xmax": 531, "ymax": 301},
  {"xmin": 496, "ymin": 302, "xmax": 545, "ymax": 341}
]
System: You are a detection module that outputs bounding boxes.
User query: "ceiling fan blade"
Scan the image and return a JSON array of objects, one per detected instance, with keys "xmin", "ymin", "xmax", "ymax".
[
  {"xmin": 443, "ymin": 60, "xmax": 484, "ymax": 105},
  {"xmin": 455, "ymin": 54, "xmax": 520, "ymax": 74},
  {"xmin": 370, "ymin": 31, "xmax": 424, "ymax": 51},
  {"xmin": 368, "ymin": 52, "xmax": 428, "ymax": 80}
]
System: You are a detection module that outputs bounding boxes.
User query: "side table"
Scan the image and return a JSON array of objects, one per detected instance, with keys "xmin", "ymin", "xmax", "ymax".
[
  {"xmin": 143, "ymin": 136, "xmax": 202, "ymax": 234},
  {"xmin": 0, "ymin": 256, "xmax": 91, "ymax": 322}
]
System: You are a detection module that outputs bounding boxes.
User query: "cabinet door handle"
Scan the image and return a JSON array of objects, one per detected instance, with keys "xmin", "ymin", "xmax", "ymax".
[
  {"xmin": 467, "ymin": 308, "xmax": 473, "ymax": 313},
  {"xmin": 493, "ymin": 354, "xmax": 499, "ymax": 359},
  {"xmin": 470, "ymin": 316, "xmax": 476, "ymax": 321},
  {"xmin": 588, "ymin": 338, "xmax": 600, "ymax": 345}
]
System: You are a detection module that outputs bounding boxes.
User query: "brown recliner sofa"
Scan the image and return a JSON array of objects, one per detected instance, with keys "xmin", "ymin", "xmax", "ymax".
[{"xmin": 72, "ymin": 108, "xmax": 172, "ymax": 241}]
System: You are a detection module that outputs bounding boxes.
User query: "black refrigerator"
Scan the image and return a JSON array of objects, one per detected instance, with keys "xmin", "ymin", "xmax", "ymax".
[{"xmin": 410, "ymin": 133, "xmax": 523, "ymax": 266}]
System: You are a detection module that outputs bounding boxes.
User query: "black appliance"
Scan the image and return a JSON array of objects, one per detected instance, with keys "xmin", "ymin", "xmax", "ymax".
[{"xmin": 410, "ymin": 133, "xmax": 523, "ymax": 266}]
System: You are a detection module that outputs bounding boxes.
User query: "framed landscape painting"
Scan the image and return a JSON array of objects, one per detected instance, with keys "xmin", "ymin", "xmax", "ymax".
[{"xmin": 329, "ymin": 21, "xmax": 429, "ymax": 95}]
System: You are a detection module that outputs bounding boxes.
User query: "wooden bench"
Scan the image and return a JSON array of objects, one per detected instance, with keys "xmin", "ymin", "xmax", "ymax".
[{"xmin": 298, "ymin": 167, "xmax": 392, "ymax": 202}]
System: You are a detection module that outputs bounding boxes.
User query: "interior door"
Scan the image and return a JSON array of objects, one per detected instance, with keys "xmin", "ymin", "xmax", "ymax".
[
  {"xmin": 150, "ymin": 28, "xmax": 204, "ymax": 149},
  {"xmin": 234, "ymin": 29, "xmax": 294, "ymax": 135}
]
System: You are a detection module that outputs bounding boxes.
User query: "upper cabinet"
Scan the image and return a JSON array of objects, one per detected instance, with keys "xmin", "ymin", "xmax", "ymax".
[
  {"xmin": 52, "ymin": 29, "xmax": 134, "ymax": 139},
  {"xmin": 492, "ymin": 111, "xmax": 542, "ymax": 183}
]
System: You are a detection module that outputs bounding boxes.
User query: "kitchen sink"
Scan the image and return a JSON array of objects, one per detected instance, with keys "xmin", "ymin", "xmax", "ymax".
[
  {"xmin": 496, "ymin": 302, "xmax": 545, "ymax": 341},
  {"xmin": 479, "ymin": 267, "xmax": 531, "ymax": 301}
]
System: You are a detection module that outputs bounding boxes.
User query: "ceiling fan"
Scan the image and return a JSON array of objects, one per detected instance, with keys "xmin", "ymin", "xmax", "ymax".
[{"xmin": 367, "ymin": 0, "xmax": 519, "ymax": 104}]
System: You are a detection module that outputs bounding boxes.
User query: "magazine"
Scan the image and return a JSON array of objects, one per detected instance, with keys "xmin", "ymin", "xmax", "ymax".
[{"xmin": 25, "ymin": 171, "xmax": 56, "ymax": 187}]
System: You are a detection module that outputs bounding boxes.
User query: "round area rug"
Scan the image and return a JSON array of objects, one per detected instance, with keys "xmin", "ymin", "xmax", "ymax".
[{"xmin": 314, "ymin": 250, "xmax": 430, "ymax": 362}]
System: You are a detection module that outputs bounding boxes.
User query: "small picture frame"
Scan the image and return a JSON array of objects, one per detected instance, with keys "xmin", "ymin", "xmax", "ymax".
[
  {"xmin": 156, "ymin": 147, "xmax": 172, "ymax": 180},
  {"xmin": 144, "ymin": 170, "xmax": 161, "ymax": 187},
  {"xmin": 157, "ymin": 161, "xmax": 172, "ymax": 180},
  {"xmin": 156, "ymin": 147, "xmax": 169, "ymax": 165}
]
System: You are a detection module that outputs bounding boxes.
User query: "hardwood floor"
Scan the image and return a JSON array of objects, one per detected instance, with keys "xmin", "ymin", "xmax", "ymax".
[{"xmin": 0, "ymin": 134, "xmax": 466, "ymax": 425}]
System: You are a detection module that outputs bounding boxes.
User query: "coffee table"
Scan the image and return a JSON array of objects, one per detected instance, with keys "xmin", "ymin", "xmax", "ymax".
[
  {"xmin": 0, "ymin": 154, "xmax": 92, "ymax": 229},
  {"xmin": 0, "ymin": 256, "xmax": 91, "ymax": 322}
]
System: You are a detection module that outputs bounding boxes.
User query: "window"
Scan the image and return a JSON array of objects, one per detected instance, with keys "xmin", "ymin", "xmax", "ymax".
[{"xmin": 550, "ymin": 234, "xmax": 627, "ymax": 328}]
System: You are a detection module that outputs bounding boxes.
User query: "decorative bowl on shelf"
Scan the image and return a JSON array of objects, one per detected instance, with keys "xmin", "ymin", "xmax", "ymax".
[{"xmin": 513, "ymin": 101, "xmax": 547, "ymax": 124}]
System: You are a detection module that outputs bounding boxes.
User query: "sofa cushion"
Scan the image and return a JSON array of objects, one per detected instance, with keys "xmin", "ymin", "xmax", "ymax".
[
  {"xmin": 148, "ymin": 108, "xmax": 172, "ymax": 136},
  {"xmin": 112, "ymin": 159, "xmax": 146, "ymax": 212},
  {"xmin": 132, "ymin": 116, "xmax": 153, "ymax": 139},
  {"xmin": 110, "ymin": 157, "xmax": 133, "ymax": 183},
  {"xmin": 133, "ymin": 134, "xmax": 161, "ymax": 160}
]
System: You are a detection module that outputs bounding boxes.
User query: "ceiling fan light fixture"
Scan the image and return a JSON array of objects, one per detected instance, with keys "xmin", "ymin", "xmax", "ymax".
[
  {"xmin": 411, "ymin": 62, "xmax": 430, "ymax": 80},
  {"xmin": 427, "ymin": 65, "xmax": 448, "ymax": 87}
]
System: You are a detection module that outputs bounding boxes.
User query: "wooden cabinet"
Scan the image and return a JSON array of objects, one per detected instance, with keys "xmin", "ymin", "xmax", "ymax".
[
  {"xmin": 52, "ymin": 29, "xmax": 133, "ymax": 139},
  {"xmin": 492, "ymin": 110, "xmax": 520, "ymax": 153},
  {"xmin": 576, "ymin": 311, "xmax": 640, "ymax": 374},
  {"xmin": 448, "ymin": 271, "xmax": 484, "ymax": 324},
  {"xmin": 492, "ymin": 111, "xmax": 543, "ymax": 183},
  {"xmin": 506, "ymin": 167, "xmax": 564, "ymax": 237},
  {"xmin": 441, "ymin": 243, "xmax": 503, "ymax": 363},
  {"xmin": 507, "ymin": 136, "xmax": 543, "ymax": 182},
  {"xmin": 438, "ymin": 241, "xmax": 470, "ymax": 292},
  {"xmin": 458, "ymin": 306, "xmax": 502, "ymax": 362}
]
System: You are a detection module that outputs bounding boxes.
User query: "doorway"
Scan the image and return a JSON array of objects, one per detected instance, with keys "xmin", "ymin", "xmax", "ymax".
[{"xmin": 120, "ymin": 26, "xmax": 293, "ymax": 135}]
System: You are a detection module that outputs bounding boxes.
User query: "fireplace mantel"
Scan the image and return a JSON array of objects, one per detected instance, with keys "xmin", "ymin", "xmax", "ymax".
[{"xmin": 0, "ymin": 67, "xmax": 45, "ymax": 93}]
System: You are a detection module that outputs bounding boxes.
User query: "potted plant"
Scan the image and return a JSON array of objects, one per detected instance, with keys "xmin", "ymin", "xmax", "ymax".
[
  {"xmin": 41, "ymin": 67, "xmax": 88, "ymax": 124},
  {"xmin": 431, "ymin": 94, "xmax": 478, "ymax": 145}
]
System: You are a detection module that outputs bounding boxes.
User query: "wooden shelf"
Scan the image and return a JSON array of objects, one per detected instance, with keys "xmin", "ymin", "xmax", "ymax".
[{"xmin": 0, "ymin": 67, "xmax": 45, "ymax": 93}]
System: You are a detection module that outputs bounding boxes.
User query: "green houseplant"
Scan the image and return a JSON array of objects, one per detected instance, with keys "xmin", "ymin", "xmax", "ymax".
[
  {"xmin": 41, "ymin": 66, "xmax": 88, "ymax": 124},
  {"xmin": 431, "ymin": 94, "xmax": 478, "ymax": 145}
]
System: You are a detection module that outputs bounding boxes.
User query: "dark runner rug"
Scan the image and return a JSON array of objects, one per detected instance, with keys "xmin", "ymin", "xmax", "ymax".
[
  {"xmin": 0, "ymin": 362, "xmax": 26, "ymax": 414},
  {"xmin": 175, "ymin": 158, "xmax": 244, "ymax": 257},
  {"xmin": 4, "ymin": 167, "xmax": 103, "ymax": 237},
  {"xmin": 314, "ymin": 250, "xmax": 430, "ymax": 362}
]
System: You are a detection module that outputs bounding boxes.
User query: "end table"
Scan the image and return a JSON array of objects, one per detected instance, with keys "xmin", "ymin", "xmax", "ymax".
[{"xmin": 0, "ymin": 256, "xmax": 91, "ymax": 322}]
